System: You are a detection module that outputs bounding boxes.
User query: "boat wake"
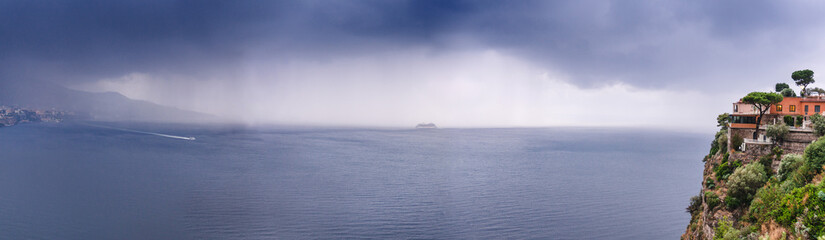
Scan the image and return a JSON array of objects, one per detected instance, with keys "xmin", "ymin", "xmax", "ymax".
[
  {"xmin": 134, "ymin": 131, "xmax": 196, "ymax": 140},
  {"xmin": 82, "ymin": 123, "xmax": 196, "ymax": 141}
]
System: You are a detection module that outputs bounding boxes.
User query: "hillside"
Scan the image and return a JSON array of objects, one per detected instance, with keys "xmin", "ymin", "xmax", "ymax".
[{"xmin": 0, "ymin": 81, "xmax": 217, "ymax": 123}]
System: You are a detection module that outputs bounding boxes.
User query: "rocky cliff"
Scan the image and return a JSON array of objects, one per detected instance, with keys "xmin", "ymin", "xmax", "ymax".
[{"xmin": 683, "ymin": 127, "xmax": 825, "ymax": 240}]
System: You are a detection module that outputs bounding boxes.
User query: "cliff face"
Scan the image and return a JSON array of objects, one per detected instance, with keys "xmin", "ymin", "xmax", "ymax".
[
  {"xmin": 683, "ymin": 149, "xmax": 780, "ymax": 239},
  {"xmin": 683, "ymin": 128, "xmax": 823, "ymax": 240},
  {"xmin": 683, "ymin": 150, "xmax": 745, "ymax": 239}
]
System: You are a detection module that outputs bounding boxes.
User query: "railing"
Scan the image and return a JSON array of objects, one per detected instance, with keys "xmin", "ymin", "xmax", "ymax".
[
  {"xmin": 741, "ymin": 135, "xmax": 773, "ymax": 152},
  {"xmin": 744, "ymin": 138, "xmax": 773, "ymax": 144},
  {"xmin": 731, "ymin": 123, "xmax": 813, "ymax": 131}
]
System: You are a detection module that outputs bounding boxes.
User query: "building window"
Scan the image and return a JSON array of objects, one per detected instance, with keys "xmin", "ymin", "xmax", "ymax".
[
  {"xmin": 791, "ymin": 105, "xmax": 796, "ymax": 112},
  {"xmin": 806, "ymin": 105, "xmax": 809, "ymax": 113},
  {"xmin": 777, "ymin": 104, "xmax": 783, "ymax": 111},
  {"xmin": 734, "ymin": 104, "xmax": 738, "ymax": 113},
  {"xmin": 817, "ymin": 105, "xmax": 821, "ymax": 113},
  {"xmin": 730, "ymin": 115, "xmax": 757, "ymax": 124}
]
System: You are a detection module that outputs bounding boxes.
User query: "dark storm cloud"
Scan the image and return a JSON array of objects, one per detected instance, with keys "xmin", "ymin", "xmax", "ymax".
[
  {"xmin": 0, "ymin": 0, "xmax": 472, "ymax": 81},
  {"xmin": 1, "ymin": 0, "xmax": 824, "ymax": 89},
  {"xmin": 0, "ymin": 1, "xmax": 279, "ymax": 80}
]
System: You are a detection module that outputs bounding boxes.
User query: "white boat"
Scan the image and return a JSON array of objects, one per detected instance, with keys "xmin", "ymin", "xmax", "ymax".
[{"xmin": 415, "ymin": 123, "xmax": 437, "ymax": 129}]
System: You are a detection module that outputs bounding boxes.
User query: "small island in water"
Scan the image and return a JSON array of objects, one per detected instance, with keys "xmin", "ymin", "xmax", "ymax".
[{"xmin": 415, "ymin": 123, "xmax": 437, "ymax": 129}]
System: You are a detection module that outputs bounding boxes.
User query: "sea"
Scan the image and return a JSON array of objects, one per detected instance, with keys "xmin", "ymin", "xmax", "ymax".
[{"xmin": 0, "ymin": 122, "xmax": 707, "ymax": 239}]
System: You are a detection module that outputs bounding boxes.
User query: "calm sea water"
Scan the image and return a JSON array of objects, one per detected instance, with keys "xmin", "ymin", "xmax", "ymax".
[{"xmin": 0, "ymin": 122, "xmax": 706, "ymax": 239}]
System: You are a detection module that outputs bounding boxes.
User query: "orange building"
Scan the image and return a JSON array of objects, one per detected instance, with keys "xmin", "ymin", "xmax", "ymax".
[{"xmin": 730, "ymin": 96, "xmax": 825, "ymax": 129}]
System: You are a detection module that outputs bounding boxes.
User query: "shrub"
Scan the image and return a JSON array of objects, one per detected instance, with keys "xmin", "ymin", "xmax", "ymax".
[
  {"xmin": 784, "ymin": 115, "xmax": 796, "ymax": 126},
  {"xmin": 715, "ymin": 218, "xmax": 743, "ymax": 240},
  {"xmin": 715, "ymin": 153, "xmax": 737, "ymax": 180},
  {"xmin": 727, "ymin": 163, "xmax": 768, "ymax": 204},
  {"xmin": 717, "ymin": 130, "xmax": 728, "ymax": 153},
  {"xmin": 715, "ymin": 162, "xmax": 733, "ymax": 180},
  {"xmin": 813, "ymin": 115, "xmax": 825, "ymax": 137},
  {"xmin": 778, "ymin": 154, "xmax": 804, "ymax": 181},
  {"xmin": 731, "ymin": 159, "xmax": 742, "ymax": 169},
  {"xmin": 780, "ymin": 164, "xmax": 817, "ymax": 194},
  {"xmin": 780, "ymin": 177, "xmax": 803, "ymax": 193},
  {"xmin": 773, "ymin": 184, "xmax": 825, "ymax": 236},
  {"xmin": 706, "ymin": 178, "xmax": 716, "ymax": 189},
  {"xmin": 758, "ymin": 155, "xmax": 773, "ymax": 172},
  {"xmin": 710, "ymin": 130, "xmax": 729, "ymax": 157},
  {"xmin": 731, "ymin": 134, "xmax": 744, "ymax": 151},
  {"xmin": 687, "ymin": 194, "xmax": 703, "ymax": 218},
  {"xmin": 798, "ymin": 116, "xmax": 805, "ymax": 127},
  {"xmin": 725, "ymin": 195, "xmax": 742, "ymax": 210},
  {"xmin": 773, "ymin": 146, "xmax": 784, "ymax": 157},
  {"xmin": 749, "ymin": 179, "xmax": 784, "ymax": 223},
  {"xmin": 705, "ymin": 191, "xmax": 721, "ymax": 210},
  {"xmin": 804, "ymin": 136, "xmax": 825, "ymax": 173},
  {"xmin": 766, "ymin": 123, "xmax": 790, "ymax": 143}
]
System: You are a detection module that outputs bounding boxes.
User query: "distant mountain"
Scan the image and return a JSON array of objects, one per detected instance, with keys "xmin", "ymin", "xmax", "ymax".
[{"xmin": 0, "ymin": 81, "xmax": 218, "ymax": 123}]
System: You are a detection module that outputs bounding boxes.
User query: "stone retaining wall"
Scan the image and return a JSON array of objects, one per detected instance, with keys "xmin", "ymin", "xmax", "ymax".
[{"xmin": 729, "ymin": 128, "xmax": 817, "ymax": 155}]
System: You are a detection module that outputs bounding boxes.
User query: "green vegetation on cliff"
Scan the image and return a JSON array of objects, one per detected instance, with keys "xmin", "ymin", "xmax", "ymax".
[{"xmin": 687, "ymin": 131, "xmax": 825, "ymax": 239}]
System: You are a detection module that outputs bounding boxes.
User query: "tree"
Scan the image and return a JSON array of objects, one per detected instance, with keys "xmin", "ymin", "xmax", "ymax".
[
  {"xmin": 742, "ymin": 92, "xmax": 784, "ymax": 139},
  {"xmin": 792, "ymin": 69, "xmax": 815, "ymax": 96},
  {"xmin": 775, "ymin": 82, "xmax": 791, "ymax": 92},
  {"xmin": 766, "ymin": 123, "xmax": 790, "ymax": 145},
  {"xmin": 777, "ymin": 154, "xmax": 803, "ymax": 181},
  {"xmin": 686, "ymin": 194, "xmax": 702, "ymax": 215},
  {"xmin": 705, "ymin": 191, "xmax": 721, "ymax": 210},
  {"xmin": 717, "ymin": 113, "xmax": 730, "ymax": 130},
  {"xmin": 784, "ymin": 115, "xmax": 795, "ymax": 126},
  {"xmin": 731, "ymin": 134, "xmax": 744, "ymax": 151},
  {"xmin": 781, "ymin": 88, "xmax": 797, "ymax": 97}
]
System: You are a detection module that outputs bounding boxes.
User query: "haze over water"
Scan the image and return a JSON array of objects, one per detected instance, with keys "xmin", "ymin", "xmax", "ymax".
[{"xmin": 0, "ymin": 123, "xmax": 705, "ymax": 239}]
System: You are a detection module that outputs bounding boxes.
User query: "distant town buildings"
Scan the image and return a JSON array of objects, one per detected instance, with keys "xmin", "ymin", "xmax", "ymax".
[{"xmin": 0, "ymin": 105, "xmax": 69, "ymax": 127}]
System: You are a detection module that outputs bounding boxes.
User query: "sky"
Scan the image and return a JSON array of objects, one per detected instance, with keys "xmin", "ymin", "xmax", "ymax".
[{"xmin": 3, "ymin": 0, "xmax": 825, "ymax": 131}]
